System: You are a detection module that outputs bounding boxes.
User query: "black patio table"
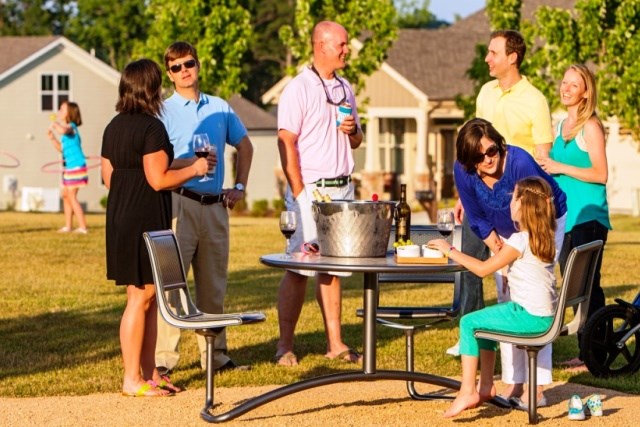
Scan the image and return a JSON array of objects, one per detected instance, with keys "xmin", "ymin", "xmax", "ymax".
[{"xmin": 203, "ymin": 252, "xmax": 510, "ymax": 422}]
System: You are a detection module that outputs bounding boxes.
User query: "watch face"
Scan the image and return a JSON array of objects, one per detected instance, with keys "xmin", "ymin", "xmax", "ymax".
[{"xmin": 235, "ymin": 183, "xmax": 244, "ymax": 191}]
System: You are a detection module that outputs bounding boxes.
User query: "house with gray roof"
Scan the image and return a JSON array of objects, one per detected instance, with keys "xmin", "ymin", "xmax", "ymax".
[
  {"xmin": 0, "ymin": 36, "xmax": 278, "ymax": 212},
  {"xmin": 0, "ymin": 36, "xmax": 120, "ymax": 212}
]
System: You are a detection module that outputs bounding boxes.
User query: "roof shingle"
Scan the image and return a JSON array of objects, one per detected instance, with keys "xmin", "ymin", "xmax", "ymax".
[{"xmin": 0, "ymin": 35, "xmax": 60, "ymax": 74}]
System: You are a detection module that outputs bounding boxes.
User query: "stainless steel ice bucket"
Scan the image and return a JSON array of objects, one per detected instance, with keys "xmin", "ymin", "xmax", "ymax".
[{"xmin": 311, "ymin": 200, "xmax": 394, "ymax": 257}]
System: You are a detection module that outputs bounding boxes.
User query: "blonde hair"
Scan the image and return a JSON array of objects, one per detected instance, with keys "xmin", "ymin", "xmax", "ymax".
[
  {"xmin": 514, "ymin": 177, "xmax": 556, "ymax": 263},
  {"xmin": 564, "ymin": 64, "xmax": 604, "ymax": 140}
]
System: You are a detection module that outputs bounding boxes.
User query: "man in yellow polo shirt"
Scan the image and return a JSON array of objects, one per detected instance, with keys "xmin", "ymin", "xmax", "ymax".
[
  {"xmin": 477, "ymin": 30, "xmax": 552, "ymax": 157},
  {"xmin": 452, "ymin": 30, "xmax": 554, "ymax": 407}
]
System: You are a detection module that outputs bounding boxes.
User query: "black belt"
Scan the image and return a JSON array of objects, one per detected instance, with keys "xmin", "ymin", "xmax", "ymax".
[
  {"xmin": 173, "ymin": 188, "xmax": 224, "ymax": 205},
  {"xmin": 315, "ymin": 175, "xmax": 351, "ymax": 187}
]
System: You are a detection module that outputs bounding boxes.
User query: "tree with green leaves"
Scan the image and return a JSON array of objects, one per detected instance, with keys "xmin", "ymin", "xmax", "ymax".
[
  {"xmin": 66, "ymin": 0, "xmax": 149, "ymax": 70},
  {"xmin": 239, "ymin": 0, "xmax": 295, "ymax": 105},
  {"xmin": 395, "ymin": 0, "xmax": 443, "ymax": 28},
  {"xmin": 1, "ymin": 0, "xmax": 71, "ymax": 35},
  {"xmin": 135, "ymin": 0, "xmax": 252, "ymax": 99},
  {"xmin": 530, "ymin": 0, "xmax": 640, "ymax": 138},
  {"xmin": 279, "ymin": 0, "xmax": 397, "ymax": 96}
]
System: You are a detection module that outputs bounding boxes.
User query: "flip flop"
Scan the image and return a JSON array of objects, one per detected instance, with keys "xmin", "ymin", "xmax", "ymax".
[
  {"xmin": 153, "ymin": 375, "xmax": 182, "ymax": 393},
  {"xmin": 274, "ymin": 351, "xmax": 298, "ymax": 366},
  {"xmin": 122, "ymin": 380, "xmax": 171, "ymax": 397},
  {"xmin": 327, "ymin": 348, "xmax": 362, "ymax": 364}
]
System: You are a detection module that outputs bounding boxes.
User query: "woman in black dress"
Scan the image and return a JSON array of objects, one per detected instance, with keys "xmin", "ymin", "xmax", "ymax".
[{"xmin": 101, "ymin": 59, "xmax": 208, "ymax": 397}]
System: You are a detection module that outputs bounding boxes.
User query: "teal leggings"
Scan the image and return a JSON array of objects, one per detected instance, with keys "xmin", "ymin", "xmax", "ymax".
[{"xmin": 459, "ymin": 301, "xmax": 553, "ymax": 357}]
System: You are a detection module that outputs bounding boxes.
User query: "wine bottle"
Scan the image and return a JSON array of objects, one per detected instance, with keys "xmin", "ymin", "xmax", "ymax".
[{"xmin": 395, "ymin": 184, "xmax": 411, "ymax": 243}]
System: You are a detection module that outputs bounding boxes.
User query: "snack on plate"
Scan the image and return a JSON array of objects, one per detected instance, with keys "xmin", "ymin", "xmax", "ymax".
[
  {"xmin": 421, "ymin": 245, "xmax": 443, "ymax": 258},
  {"xmin": 396, "ymin": 244, "xmax": 420, "ymax": 257}
]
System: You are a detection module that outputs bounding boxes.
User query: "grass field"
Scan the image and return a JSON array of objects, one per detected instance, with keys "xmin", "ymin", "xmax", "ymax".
[{"xmin": 0, "ymin": 211, "xmax": 638, "ymax": 397}]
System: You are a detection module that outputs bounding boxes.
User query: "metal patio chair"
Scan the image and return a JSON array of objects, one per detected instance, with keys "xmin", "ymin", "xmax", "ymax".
[
  {"xmin": 143, "ymin": 230, "xmax": 266, "ymax": 423},
  {"xmin": 474, "ymin": 240, "xmax": 603, "ymax": 424}
]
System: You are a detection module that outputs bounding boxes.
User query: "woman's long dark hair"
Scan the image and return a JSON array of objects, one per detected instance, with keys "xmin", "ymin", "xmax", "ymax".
[{"xmin": 115, "ymin": 59, "xmax": 164, "ymax": 116}]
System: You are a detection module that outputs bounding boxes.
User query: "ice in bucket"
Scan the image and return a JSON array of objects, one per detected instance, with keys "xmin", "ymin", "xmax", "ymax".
[{"xmin": 312, "ymin": 200, "xmax": 394, "ymax": 257}]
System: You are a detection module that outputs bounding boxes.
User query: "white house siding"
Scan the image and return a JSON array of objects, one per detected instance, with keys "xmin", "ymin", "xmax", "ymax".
[
  {"xmin": 225, "ymin": 130, "xmax": 280, "ymax": 207},
  {"xmin": 0, "ymin": 45, "xmax": 118, "ymax": 212},
  {"xmin": 605, "ymin": 127, "xmax": 640, "ymax": 215}
]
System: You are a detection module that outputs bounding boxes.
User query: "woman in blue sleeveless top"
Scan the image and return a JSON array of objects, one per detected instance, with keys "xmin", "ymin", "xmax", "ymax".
[{"xmin": 47, "ymin": 101, "xmax": 88, "ymax": 233}]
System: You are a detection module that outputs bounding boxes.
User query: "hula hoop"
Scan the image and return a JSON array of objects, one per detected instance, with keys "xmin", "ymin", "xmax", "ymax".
[
  {"xmin": 41, "ymin": 155, "xmax": 101, "ymax": 174},
  {"xmin": 0, "ymin": 152, "xmax": 20, "ymax": 168}
]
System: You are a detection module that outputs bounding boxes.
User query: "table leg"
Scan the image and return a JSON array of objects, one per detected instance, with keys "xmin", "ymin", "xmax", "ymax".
[{"xmin": 363, "ymin": 272, "xmax": 378, "ymax": 374}]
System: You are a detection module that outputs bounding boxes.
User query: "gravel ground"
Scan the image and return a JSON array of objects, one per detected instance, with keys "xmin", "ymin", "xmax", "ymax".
[{"xmin": 0, "ymin": 380, "xmax": 633, "ymax": 427}]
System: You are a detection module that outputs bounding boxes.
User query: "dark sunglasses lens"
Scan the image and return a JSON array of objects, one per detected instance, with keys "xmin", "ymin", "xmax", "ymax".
[
  {"xmin": 474, "ymin": 145, "xmax": 499, "ymax": 163},
  {"xmin": 485, "ymin": 145, "xmax": 499, "ymax": 158},
  {"xmin": 169, "ymin": 60, "xmax": 197, "ymax": 73}
]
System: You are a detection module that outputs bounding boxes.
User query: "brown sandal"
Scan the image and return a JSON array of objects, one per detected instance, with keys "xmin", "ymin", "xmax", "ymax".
[
  {"xmin": 327, "ymin": 348, "xmax": 362, "ymax": 363},
  {"xmin": 274, "ymin": 351, "xmax": 298, "ymax": 366}
]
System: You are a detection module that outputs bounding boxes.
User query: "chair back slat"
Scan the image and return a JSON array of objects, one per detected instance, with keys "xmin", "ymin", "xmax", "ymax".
[
  {"xmin": 560, "ymin": 240, "xmax": 603, "ymax": 336},
  {"xmin": 143, "ymin": 230, "xmax": 201, "ymax": 322}
]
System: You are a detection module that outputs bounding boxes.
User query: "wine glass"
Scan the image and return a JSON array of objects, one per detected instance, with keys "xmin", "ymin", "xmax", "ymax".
[
  {"xmin": 279, "ymin": 211, "xmax": 297, "ymax": 258},
  {"xmin": 193, "ymin": 133, "xmax": 213, "ymax": 182},
  {"xmin": 436, "ymin": 208, "xmax": 455, "ymax": 241}
]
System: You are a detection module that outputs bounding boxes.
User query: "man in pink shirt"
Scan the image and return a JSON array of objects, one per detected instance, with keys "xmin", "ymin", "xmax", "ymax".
[{"xmin": 275, "ymin": 21, "xmax": 363, "ymax": 366}]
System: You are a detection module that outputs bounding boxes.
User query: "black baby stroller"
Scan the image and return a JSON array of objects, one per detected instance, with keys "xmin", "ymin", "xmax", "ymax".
[{"xmin": 581, "ymin": 290, "xmax": 640, "ymax": 377}]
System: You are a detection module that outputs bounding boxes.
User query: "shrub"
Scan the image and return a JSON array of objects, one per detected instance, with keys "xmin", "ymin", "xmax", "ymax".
[
  {"xmin": 272, "ymin": 198, "xmax": 285, "ymax": 213},
  {"xmin": 250, "ymin": 199, "xmax": 270, "ymax": 217}
]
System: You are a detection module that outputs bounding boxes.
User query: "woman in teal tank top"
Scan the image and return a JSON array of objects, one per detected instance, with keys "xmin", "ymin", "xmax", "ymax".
[{"xmin": 537, "ymin": 64, "xmax": 611, "ymax": 369}]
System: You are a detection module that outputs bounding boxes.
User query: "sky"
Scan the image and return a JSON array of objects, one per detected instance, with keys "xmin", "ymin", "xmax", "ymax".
[{"xmin": 428, "ymin": 0, "xmax": 486, "ymax": 23}]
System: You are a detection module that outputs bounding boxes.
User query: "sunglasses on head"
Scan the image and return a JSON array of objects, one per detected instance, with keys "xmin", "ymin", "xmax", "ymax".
[
  {"xmin": 169, "ymin": 59, "xmax": 197, "ymax": 73},
  {"xmin": 473, "ymin": 144, "xmax": 499, "ymax": 163}
]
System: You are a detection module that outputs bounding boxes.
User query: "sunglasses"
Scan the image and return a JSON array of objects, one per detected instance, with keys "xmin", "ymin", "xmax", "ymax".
[
  {"xmin": 310, "ymin": 66, "xmax": 347, "ymax": 106},
  {"xmin": 473, "ymin": 144, "xmax": 500, "ymax": 163},
  {"xmin": 169, "ymin": 59, "xmax": 197, "ymax": 73}
]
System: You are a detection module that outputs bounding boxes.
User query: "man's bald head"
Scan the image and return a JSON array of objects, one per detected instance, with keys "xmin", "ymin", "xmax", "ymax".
[{"xmin": 312, "ymin": 21, "xmax": 347, "ymax": 50}]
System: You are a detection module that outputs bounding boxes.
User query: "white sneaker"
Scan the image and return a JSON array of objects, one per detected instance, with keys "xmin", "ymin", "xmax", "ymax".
[
  {"xmin": 446, "ymin": 341, "xmax": 460, "ymax": 356},
  {"xmin": 568, "ymin": 394, "xmax": 586, "ymax": 420},
  {"xmin": 585, "ymin": 394, "xmax": 603, "ymax": 417},
  {"xmin": 73, "ymin": 227, "xmax": 88, "ymax": 234}
]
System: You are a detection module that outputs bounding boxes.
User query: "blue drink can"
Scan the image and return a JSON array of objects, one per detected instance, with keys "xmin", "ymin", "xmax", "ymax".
[{"xmin": 336, "ymin": 102, "xmax": 352, "ymax": 126}]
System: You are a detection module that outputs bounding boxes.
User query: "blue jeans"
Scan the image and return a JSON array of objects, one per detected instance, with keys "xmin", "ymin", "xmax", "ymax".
[{"xmin": 459, "ymin": 215, "xmax": 488, "ymax": 316}]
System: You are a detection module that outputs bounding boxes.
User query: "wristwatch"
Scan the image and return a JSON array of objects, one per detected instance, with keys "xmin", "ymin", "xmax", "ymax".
[{"xmin": 234, "ymin": 183, "xmax": 245, "ymax": 192}]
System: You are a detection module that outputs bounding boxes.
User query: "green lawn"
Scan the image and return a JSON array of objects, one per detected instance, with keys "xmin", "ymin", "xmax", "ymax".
[{"xmin": 0, "ymin": 211, "xmax": 638, "ymax": 397}]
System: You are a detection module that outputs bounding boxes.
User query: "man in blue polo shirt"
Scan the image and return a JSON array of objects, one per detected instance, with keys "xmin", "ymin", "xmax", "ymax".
[{"xmin": 155, "ymin": 41, "xmax": 254, "ymax": 374}]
